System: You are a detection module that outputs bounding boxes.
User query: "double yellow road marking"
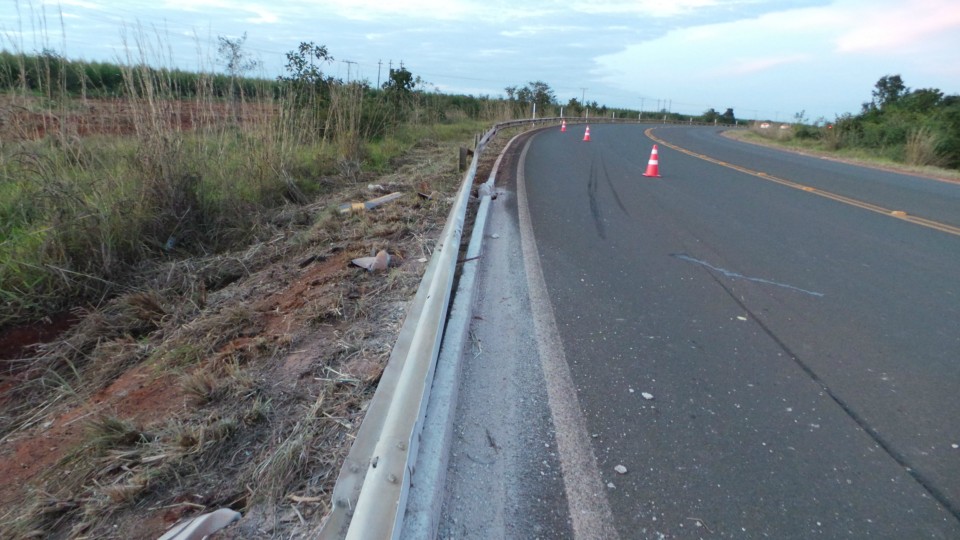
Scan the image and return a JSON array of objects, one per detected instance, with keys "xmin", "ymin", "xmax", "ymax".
[{"xmin": 645, "ymin": 128, "xmax": 960, "ymax": 238}]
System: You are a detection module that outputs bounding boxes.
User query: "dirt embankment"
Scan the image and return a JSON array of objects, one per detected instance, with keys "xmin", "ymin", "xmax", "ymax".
[
  {"xmin": 0, "ymin": 131, "xmax": 507, "ymax": 538},
  {"xmin": 0, "ymin": 96, "xmax": 275, "ymax": 140}
]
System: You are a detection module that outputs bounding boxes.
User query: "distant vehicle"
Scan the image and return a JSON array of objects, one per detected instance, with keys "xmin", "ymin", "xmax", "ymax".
[
  {"xmin": 760, "ymin": 122, "xmax": 771, "ymax": 129},
  {"xmin": 780, "ymin": 124, "xmax": 790, "ymax": 130}
]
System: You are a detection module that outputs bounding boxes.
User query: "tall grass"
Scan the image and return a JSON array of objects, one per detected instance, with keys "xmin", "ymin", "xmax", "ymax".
[
  {"xmin": 0, "ymin": 41, "xmax": 514, "ymax": 328},
  {"xmin": 0, "ymin": 44, "xmax": 327, "ymax": 326}
]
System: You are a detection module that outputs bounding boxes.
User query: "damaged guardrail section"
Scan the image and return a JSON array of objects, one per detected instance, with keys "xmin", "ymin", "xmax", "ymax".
[{"xmin": 317, "ymin": 117, "xmax": 607, "ymax": 539}]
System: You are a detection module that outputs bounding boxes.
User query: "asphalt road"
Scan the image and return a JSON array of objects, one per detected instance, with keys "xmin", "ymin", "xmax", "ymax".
[{"xmin": 441, "ymin": 123, "xmax": 960, "ymax": 539}]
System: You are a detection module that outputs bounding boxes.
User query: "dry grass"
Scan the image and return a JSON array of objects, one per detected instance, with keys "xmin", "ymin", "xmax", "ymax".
[
  {"xmin": 0, "ymin": 128, "xmax": 513, "ymax": 538},
  {"xmin": 726, "ymin": 128, "xmax": 960, "ymax": 183}
]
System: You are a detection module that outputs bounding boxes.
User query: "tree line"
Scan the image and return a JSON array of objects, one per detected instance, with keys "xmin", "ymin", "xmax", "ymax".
[{"xmin": 803, "ymin": 75, "xmax": 960, "ymax": 169}]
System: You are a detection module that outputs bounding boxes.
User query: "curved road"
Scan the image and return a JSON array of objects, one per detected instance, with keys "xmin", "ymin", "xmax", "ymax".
[{"xmin": 440, "ymin": 123, "xmax": 960, "ymax": 539}]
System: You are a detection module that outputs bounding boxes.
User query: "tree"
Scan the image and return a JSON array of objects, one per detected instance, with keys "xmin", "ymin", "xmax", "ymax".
[
  {"xmin": 868, "ymin": 74, "xmax": 908, "ymax": 111},
  {"xmin": 505, "ymin": 81, "xmax": 556, "ymax": 115},
  {"xmin": 702, "ymin": 108, "xmax": 719, "ymax": 123},
  {"xmin": 217, "ymin": 32, "xmax": 260, "ymax": 78},
  {"xmin": 383, "ymin": 66, "xmax": 418, "ymax": 114},
  {"xmin": 901, "ymin": 88, "xmax": 944, "ymax": 113},
  {"xmin": 382, "ymin": 66, "xmax": 416, "ymax": 94},
  {"xmin": 720, "ymin": 108, "xmax": 736, "ymax": 124},
  {"xmin": 217, "ymin": 33, "xmax": 260, "ymax": 104},
  {"xmin": 279, "ymin": 41, "xmax": 333, "ymax": 87},
  {"xmin": 527, "ymin": 80, "xmax": 556, "ymax": 112}
]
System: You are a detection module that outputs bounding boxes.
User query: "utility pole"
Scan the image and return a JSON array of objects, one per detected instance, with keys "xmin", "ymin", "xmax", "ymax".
[
  {"xmin": 377, "ymin": 59, "xmax": 382, "ymax": 88},
  {"xmin": 342, "ymin": 59, "xmax": 357, "ymax": 83},
  {"xmin": 580, "ymin": 87, "xmax": 588, "ymax": 118}
]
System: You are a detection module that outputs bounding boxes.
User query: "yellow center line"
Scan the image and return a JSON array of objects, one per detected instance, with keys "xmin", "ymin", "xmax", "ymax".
[{"xmin": 645, "ymin": 128, "xmax": 960, "ymax": 238}]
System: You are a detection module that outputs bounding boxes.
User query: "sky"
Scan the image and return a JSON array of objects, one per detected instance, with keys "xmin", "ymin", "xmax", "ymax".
[{"xmin": 2, "ymin": 0, "xmax": 959, "ymax": 121}]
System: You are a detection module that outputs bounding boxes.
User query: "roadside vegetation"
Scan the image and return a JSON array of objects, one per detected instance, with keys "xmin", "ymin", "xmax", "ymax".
[
  {"xmin": 0, "ymin": 37, "xmax": 515, "ymax": 537},
  {"xmin": 740, "ymin": 75, "xmax": 960, "ymax": 176},
  {"xmin": 0, "ymin": 45, "xmax": 511, "ymax": 328}
]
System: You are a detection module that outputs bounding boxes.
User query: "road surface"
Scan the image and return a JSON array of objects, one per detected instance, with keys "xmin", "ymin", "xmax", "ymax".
[{"xmin": 440, "ymin": 123, "xmax": 960, "ymax": 539}]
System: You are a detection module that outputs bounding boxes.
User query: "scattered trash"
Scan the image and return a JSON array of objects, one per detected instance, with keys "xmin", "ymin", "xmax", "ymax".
[
  {"xmin": 338, "ymin": 192, "xmax": 403, "ymax": 214},
  {"xmin": 157, "ymin": 508, "xmax": 241, "ymax": 540},
  {"xmin": 952, "ymin": 443, "xmax": 959, "ymax": 449},
  {"xmin": 686, "ymin": 517, "xmax": 714, "ymax": 534},
  {"xmin": 614, "ymin": 465, "xmax": 627, "ymax": 474},
  {"xmin": 299, "ymin": 254, "xmax": 327, "ymax": 268},
  {"xmin": 607, "ymin": 482, "xmax": 616, "ymax": 489},
  {"xmin": 416, "ymin": 180, "xmax": 435, "ymax": 199},
  {"xmin": 288, "ymin": 494, "xmax": 326, "ymax": 503},
  {"xmin": 641, "ymin": 392, "xmax": 654, "ymax": 400},
  {"xmin": 367, "ymin": 183, "xmax": 386, "ymax": 192},
  {"xmin": 491, "ymin": 233, "xmax": 500, "ymax": 239},
  {"xmin": 737, "ymin": 316, "xmax": 748, "ymax": 321},
  {"xmin": 351, "ymin": 250, "xmax": 391, "ymax": 272}
]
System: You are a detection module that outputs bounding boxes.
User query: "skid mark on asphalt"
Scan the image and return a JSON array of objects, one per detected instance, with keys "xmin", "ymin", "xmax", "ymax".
[
  {"xmin": 672, "ymin": 253, "xmax": 825, "ymax": 297},
  {"xmin": 587, "ymin": 156, "xmax": 607, "ymax": 240},
  {"xmin": 586, "ymin": 150, "xmax": 632, "ymax": 240}
]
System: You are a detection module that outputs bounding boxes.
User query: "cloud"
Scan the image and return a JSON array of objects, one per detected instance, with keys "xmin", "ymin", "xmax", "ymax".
[
  {"xmin": 568, "ymin": 0, "xmax": 766, "ymax": 17},
  {"xmin": 305, "ymin": 0, "xmax": 474, "ymax": 21},
  {"xmin": 160, "ymin": 0, "xmax": 282, "ymax": 24},
  {"xmin": 245, "ymin": 7, "xmax": 278, "ymax": 24},
  {"xmin": 477, "ymin": 48, "xmax": 518, "ymax": 58},
  {"xmin": 500, "ymin": 25, "xmax": 586, "ymax": 38},
  {"xmin": 832, "ymin": 0, "xmax": 960, "ymax": 53},
  {"xmin": 724, "ymin": 54, "xmax": 812, "ymax": 75},
  {"xmin": 43, "ymin": 0, "xmax": 104, "ymax": 9}
]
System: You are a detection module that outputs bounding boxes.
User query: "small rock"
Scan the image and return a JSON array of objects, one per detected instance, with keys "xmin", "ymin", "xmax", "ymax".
[
  {"xmin": 737, "ymin": 316, "xmax": 748, "ymax": 321},
  {"xmin": 607, "ymin": 482, "xmax": 616, "ymax": 489},
  {"xmin": 491, "ymin": 233, "xmax": 500, "ymax": 239},
  {"xmin": 641, "ymin": 392, "xmax": 654, "ymax": 400},
  {"xmin": 614, "ymin": 465, "xmax": 627, "ymax": 474},
  {"xmin": 952, "ymin": 443, "xmax": 959, "ymax": 449}
]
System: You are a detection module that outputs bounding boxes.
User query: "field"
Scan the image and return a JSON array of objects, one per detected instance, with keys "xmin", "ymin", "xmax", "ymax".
[{"xmin": 0, "ymin": 87, "xmax": 510, "ymax": 537}]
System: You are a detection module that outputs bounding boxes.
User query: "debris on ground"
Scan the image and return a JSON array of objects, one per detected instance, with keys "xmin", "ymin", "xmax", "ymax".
[
  {"xmin": 351, "ymin": 250, "xmax": 392, "ymax": 272},
  {"xmin": 0, "ymin": 132, "xmax": 513, "ymax": 539},
  {"xmin": 338, "ymin": 192, "xmax": 404, "ymax": 214}
]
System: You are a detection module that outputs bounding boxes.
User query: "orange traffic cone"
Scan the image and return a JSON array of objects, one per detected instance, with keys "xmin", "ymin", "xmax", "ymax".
[
  {"xmin": 561, "ymin": 120, "xmax": 567, "ymax": 132},
  {"xmin": 583, "ymin": 126, "xmax": 591, "ymax": 141},
  {"xmin": 643, "ymin": 145, "xmax": 661, "ymax": 177}
]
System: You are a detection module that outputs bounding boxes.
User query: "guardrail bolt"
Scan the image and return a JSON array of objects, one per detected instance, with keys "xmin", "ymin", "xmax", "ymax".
[
  {"xmin": 396, "ymin": 441, "xmax": 407, "ymax": 451},
  {"xmin": 387, "ymin": 473, "xmax": 398, "ymax": 484}
]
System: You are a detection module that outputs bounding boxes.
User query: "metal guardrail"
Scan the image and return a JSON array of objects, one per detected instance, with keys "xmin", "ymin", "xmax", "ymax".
[{"xmin": 318, "ymin": 117, "xmax": 736, "ymax": 539}]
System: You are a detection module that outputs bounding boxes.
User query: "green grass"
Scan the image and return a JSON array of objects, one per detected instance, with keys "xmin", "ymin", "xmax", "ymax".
[{"xmin": 731, "ymin": 129, "xmax": 960, "ymax": 181}]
